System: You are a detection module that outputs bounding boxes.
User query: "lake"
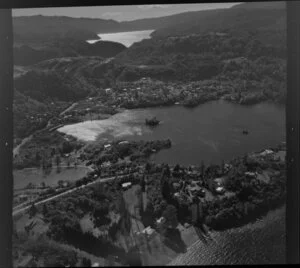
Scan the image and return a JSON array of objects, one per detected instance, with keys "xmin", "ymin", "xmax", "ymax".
[
  {"xmin": 58, "ymin": 100, "xmax": 285, "ymax": 166},
  {"xmin": 86, "ymin": 29, "xmax": 154, "ymax": 47},
  {"xmin": 169, "ymin": 205, "xmax": 286, "ymax": 265}
]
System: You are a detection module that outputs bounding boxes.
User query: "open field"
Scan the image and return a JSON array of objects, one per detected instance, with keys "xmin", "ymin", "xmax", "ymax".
[{"xmin": 13, "ymin": 166, "xmax": 90, "ymax": 190}]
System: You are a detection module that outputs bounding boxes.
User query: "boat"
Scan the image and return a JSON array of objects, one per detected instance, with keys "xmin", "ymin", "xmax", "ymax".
[
  {"xmin": 145, "ymin": 117, "xmax": 160, "ymax": 126},
  {"xmin": 242, "ymin": 130, "xmax": 249, "ymax": 135}
]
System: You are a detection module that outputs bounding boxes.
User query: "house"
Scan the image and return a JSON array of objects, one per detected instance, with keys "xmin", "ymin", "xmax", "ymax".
[
  {"xmin": 174, "ymin": 192, "xmax": 180, "ymax": 198},
  {"xmin": 104, "ymin": 144, "xmax": 111, "ymax": 149},
  {"xmin": 245, "ymin": 172, "xmax": 256, "ymax": 178},
  {"xmin": 122, "ymin": 182, "xmax": 132, "ymax": 189},
  {"xmin": 260, "ymin": 149, "xmax": 274, "ymax": 157},
  {"xmin": 105, "ymin": 88, "xmax": 112, "ymax": 94},
  {"xmin": 142, "ymin": 226, "xmax": 155, "ymax": 236},
  {"xmin": 215, "ymin": 186, "xmax": 225, "ymax": 194},
  {"xmin": 156, "ymin": 217, "xmax": 166, "ymax": 225},
  {"xmin": 214, "ymin": 178, "xmax": 224, "ymax": 186}
]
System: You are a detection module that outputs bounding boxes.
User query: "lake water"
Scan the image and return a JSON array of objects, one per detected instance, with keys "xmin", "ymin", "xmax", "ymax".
[
  {"xmin": 58, "ymin": 100, "xmax": 285, "ymax": 166},
  {"xmin": 86, "ymin": 29, "xmax": 154, "ymax": 47},
  {"xmin": 169, "ymin": 205, "xmax": 286, "ymax": 265}
]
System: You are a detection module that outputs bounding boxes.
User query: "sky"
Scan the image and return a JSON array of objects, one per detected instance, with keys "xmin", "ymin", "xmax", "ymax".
[{"xmin": 12, "ymin": 3, "xmax": 240, "ymax": 21}]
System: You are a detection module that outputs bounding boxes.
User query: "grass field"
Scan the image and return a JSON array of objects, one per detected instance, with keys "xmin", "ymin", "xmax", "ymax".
[{"xmin": 13, "ymin": 166, "xmax": 90, "ymax": 190}]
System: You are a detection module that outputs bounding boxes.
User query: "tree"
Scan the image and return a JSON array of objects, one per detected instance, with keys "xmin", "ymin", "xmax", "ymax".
[
  {"xmin": 51, "ymin": 147, "xmax": 56, "ymax": 157},
  {"xmin": 145, "ymin": 162, "xmax": 151, "ymax": 173},
  {"xmin": 140, "ymin": 176, "xmax": 146, "ymax": 192},
  {"xmin": 81, "ymin": 257, "xmax": 92, "ymax": 267},
  {"xmin": 42, "ymin": 204, "xmax": 48, "ymax": 216},
  {"xmin": 58, "ymin": 180, "xmax": 64, "ymax": 188},
  {"xmin": 161, "ymin": 179, "xmax": 171, "ymax": 201},
  {"xmin": 200, "ymin": 160, "xmax": 205, "ymax": 177},
  {"xmin": 162, "ymin": 205, "xmax": 178, "ymax": 229},
  {"xmin": 221, "ymin": 159, "xmax": 225, "ymax": 174},
  {"xmin": 29, "ymin": 203, "xmax": 37, "ymax": 218},
  {"xmin": 35, "ymin": 152, "xmax": 41, "ymax": 162},
  {"xmin": 162, "ymin": 164, "xmax": 171, "ymax": 178},
  {"xmin": 55, "ymin": 155, "xmax": 61, "ymax": 167}
]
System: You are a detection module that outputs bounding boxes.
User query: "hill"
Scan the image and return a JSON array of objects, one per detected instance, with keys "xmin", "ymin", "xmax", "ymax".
[
  {"xmin": 13, "ymin": 15, "xmax": 119, "ymax": 44},
  {"xmin": 14, "ymin": 56, "xmax": 118, "ymax": 102},
  {"xmin": 13, "ymin": 2, "xmax": 285, "ymax": 48},
  {"xmin": 151, "ymin": 7, "xmax": 285, "ymax": 47},
  {"xmin": 14, "ymin": 39, "xmax": 126, "ymax": 66}
]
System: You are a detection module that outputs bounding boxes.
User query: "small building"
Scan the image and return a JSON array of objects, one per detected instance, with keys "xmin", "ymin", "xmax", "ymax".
[
  {"xmin": 215, "ymin": 186, "xmax": 225, "ymax": 194},
  {"xmin": 105, "ymin": 88, "xmax": 112, "ymax": 94},
  {"xmin": 156, "ymin": 217, "xmax": 166, "ymax": 225},
  {"xmin": 214, "ymin": 178, "xmax": 224, "ymax": 186},
  {"xmin": 245, "ymin": 172, "xmax": 256, "ymax": 178},
  {"xmin": 92, "ymin": 263, "xmax": 100, "ymax": 267},
  {"xmin": 260, "ymin": 149, "xmax": 274, "ymax": 157},
  {"xmin": 142, "ymin": 226, "xmax": 155, "ymax": 236},
  {"xmin": 174, "ymin": 192, "xmax": 180, "ymax": 198},
  {"xmin": 104, "ymin": 144, "xmax": 111, "ymax": 149},
  {"xmin": 122, "ymin": 182, "xmax": 132, "ymax": 189}
]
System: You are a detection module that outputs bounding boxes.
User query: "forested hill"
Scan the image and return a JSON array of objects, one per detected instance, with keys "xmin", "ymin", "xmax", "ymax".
[
  {"xmin": 13, "ymin": 15, "xmax": 119, "ymax": 44},
  {"xmin": 13, "ymin": 1, "xmax": 285, "ymax": 46},
  {"xmin": 14, "ymin": 40, "xmax": 126, "ymax": 66},
  {"xmin": 151, "ymin": 5, "xmax": 285, "ymax": 47}
]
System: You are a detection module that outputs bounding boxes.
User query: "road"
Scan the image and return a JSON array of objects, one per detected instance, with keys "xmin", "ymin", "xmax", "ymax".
[
  {"xmin": 13, "ymin": 102, "xmax": 77, "ymax": 158},
  {"xmin": 59, "ymin": 102, "xmax": 78, "ymax": 116},
  {"xmin": 12, "ymin": 173, "xmax": 132, "ymax": 216},
  {"xmin": 13, "ymin": 135, "xmax": 33, "ymax": 158}
]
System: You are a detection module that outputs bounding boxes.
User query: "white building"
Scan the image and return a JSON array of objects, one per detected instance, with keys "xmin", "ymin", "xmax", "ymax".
[
  {"xmin": 156, "ymin": 217, "xmax": 166, "ymax": 225},
  {"xmin": 142, "ymin": 226, "xmax": 155, "ymax": 236},
  {"xmin": 122, "ymin": 182, "xmax": 132, "ymax": 189},
  {"xmin": 216, "ymin": 186, "xmax": 225, "ymax": 194},
  {"xmin": 104, "ymin": 144, "xmax": 111, "ymax": 149},
  {"xmin": 245, "ymin": 172, "xmax": 256, "ymax": 178},
  {"xmin": 260, "ymin": 149, "xmax": 274, "ymax": 156}
]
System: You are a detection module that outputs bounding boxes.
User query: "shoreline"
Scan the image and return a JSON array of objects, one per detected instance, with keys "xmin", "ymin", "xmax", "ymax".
[{"xmin": 56, "ymin": 99, "xmax": 285, "ymax": 143}]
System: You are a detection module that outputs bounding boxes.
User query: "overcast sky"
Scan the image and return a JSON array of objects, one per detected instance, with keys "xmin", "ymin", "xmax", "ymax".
[{"xmin": 13, "ymin": 3, "xmax": 240, "ymax": 21}]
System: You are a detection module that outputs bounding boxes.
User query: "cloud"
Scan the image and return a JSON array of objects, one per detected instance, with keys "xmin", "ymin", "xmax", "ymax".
[{"xmin": 138, "ymin": 5, "xmax": 172, "ymax": 10}]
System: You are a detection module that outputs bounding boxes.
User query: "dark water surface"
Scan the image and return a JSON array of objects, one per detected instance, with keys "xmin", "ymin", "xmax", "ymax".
[
  {"xmin": 169, "ymin": 206, "xmax": 286, "ymax": 265},
  {"xmin": 123, "ymin": 100, "xmax": 285, "ymax": 165}
]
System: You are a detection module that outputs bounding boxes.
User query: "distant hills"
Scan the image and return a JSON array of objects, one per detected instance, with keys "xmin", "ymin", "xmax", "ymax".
[
  {"xmin": 13, "ymin": 1, "xmax": 287, "ymax": 140},
  {"xmin": 13, "ymin": 1, "xmax": 285, "ymax": 46}
]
